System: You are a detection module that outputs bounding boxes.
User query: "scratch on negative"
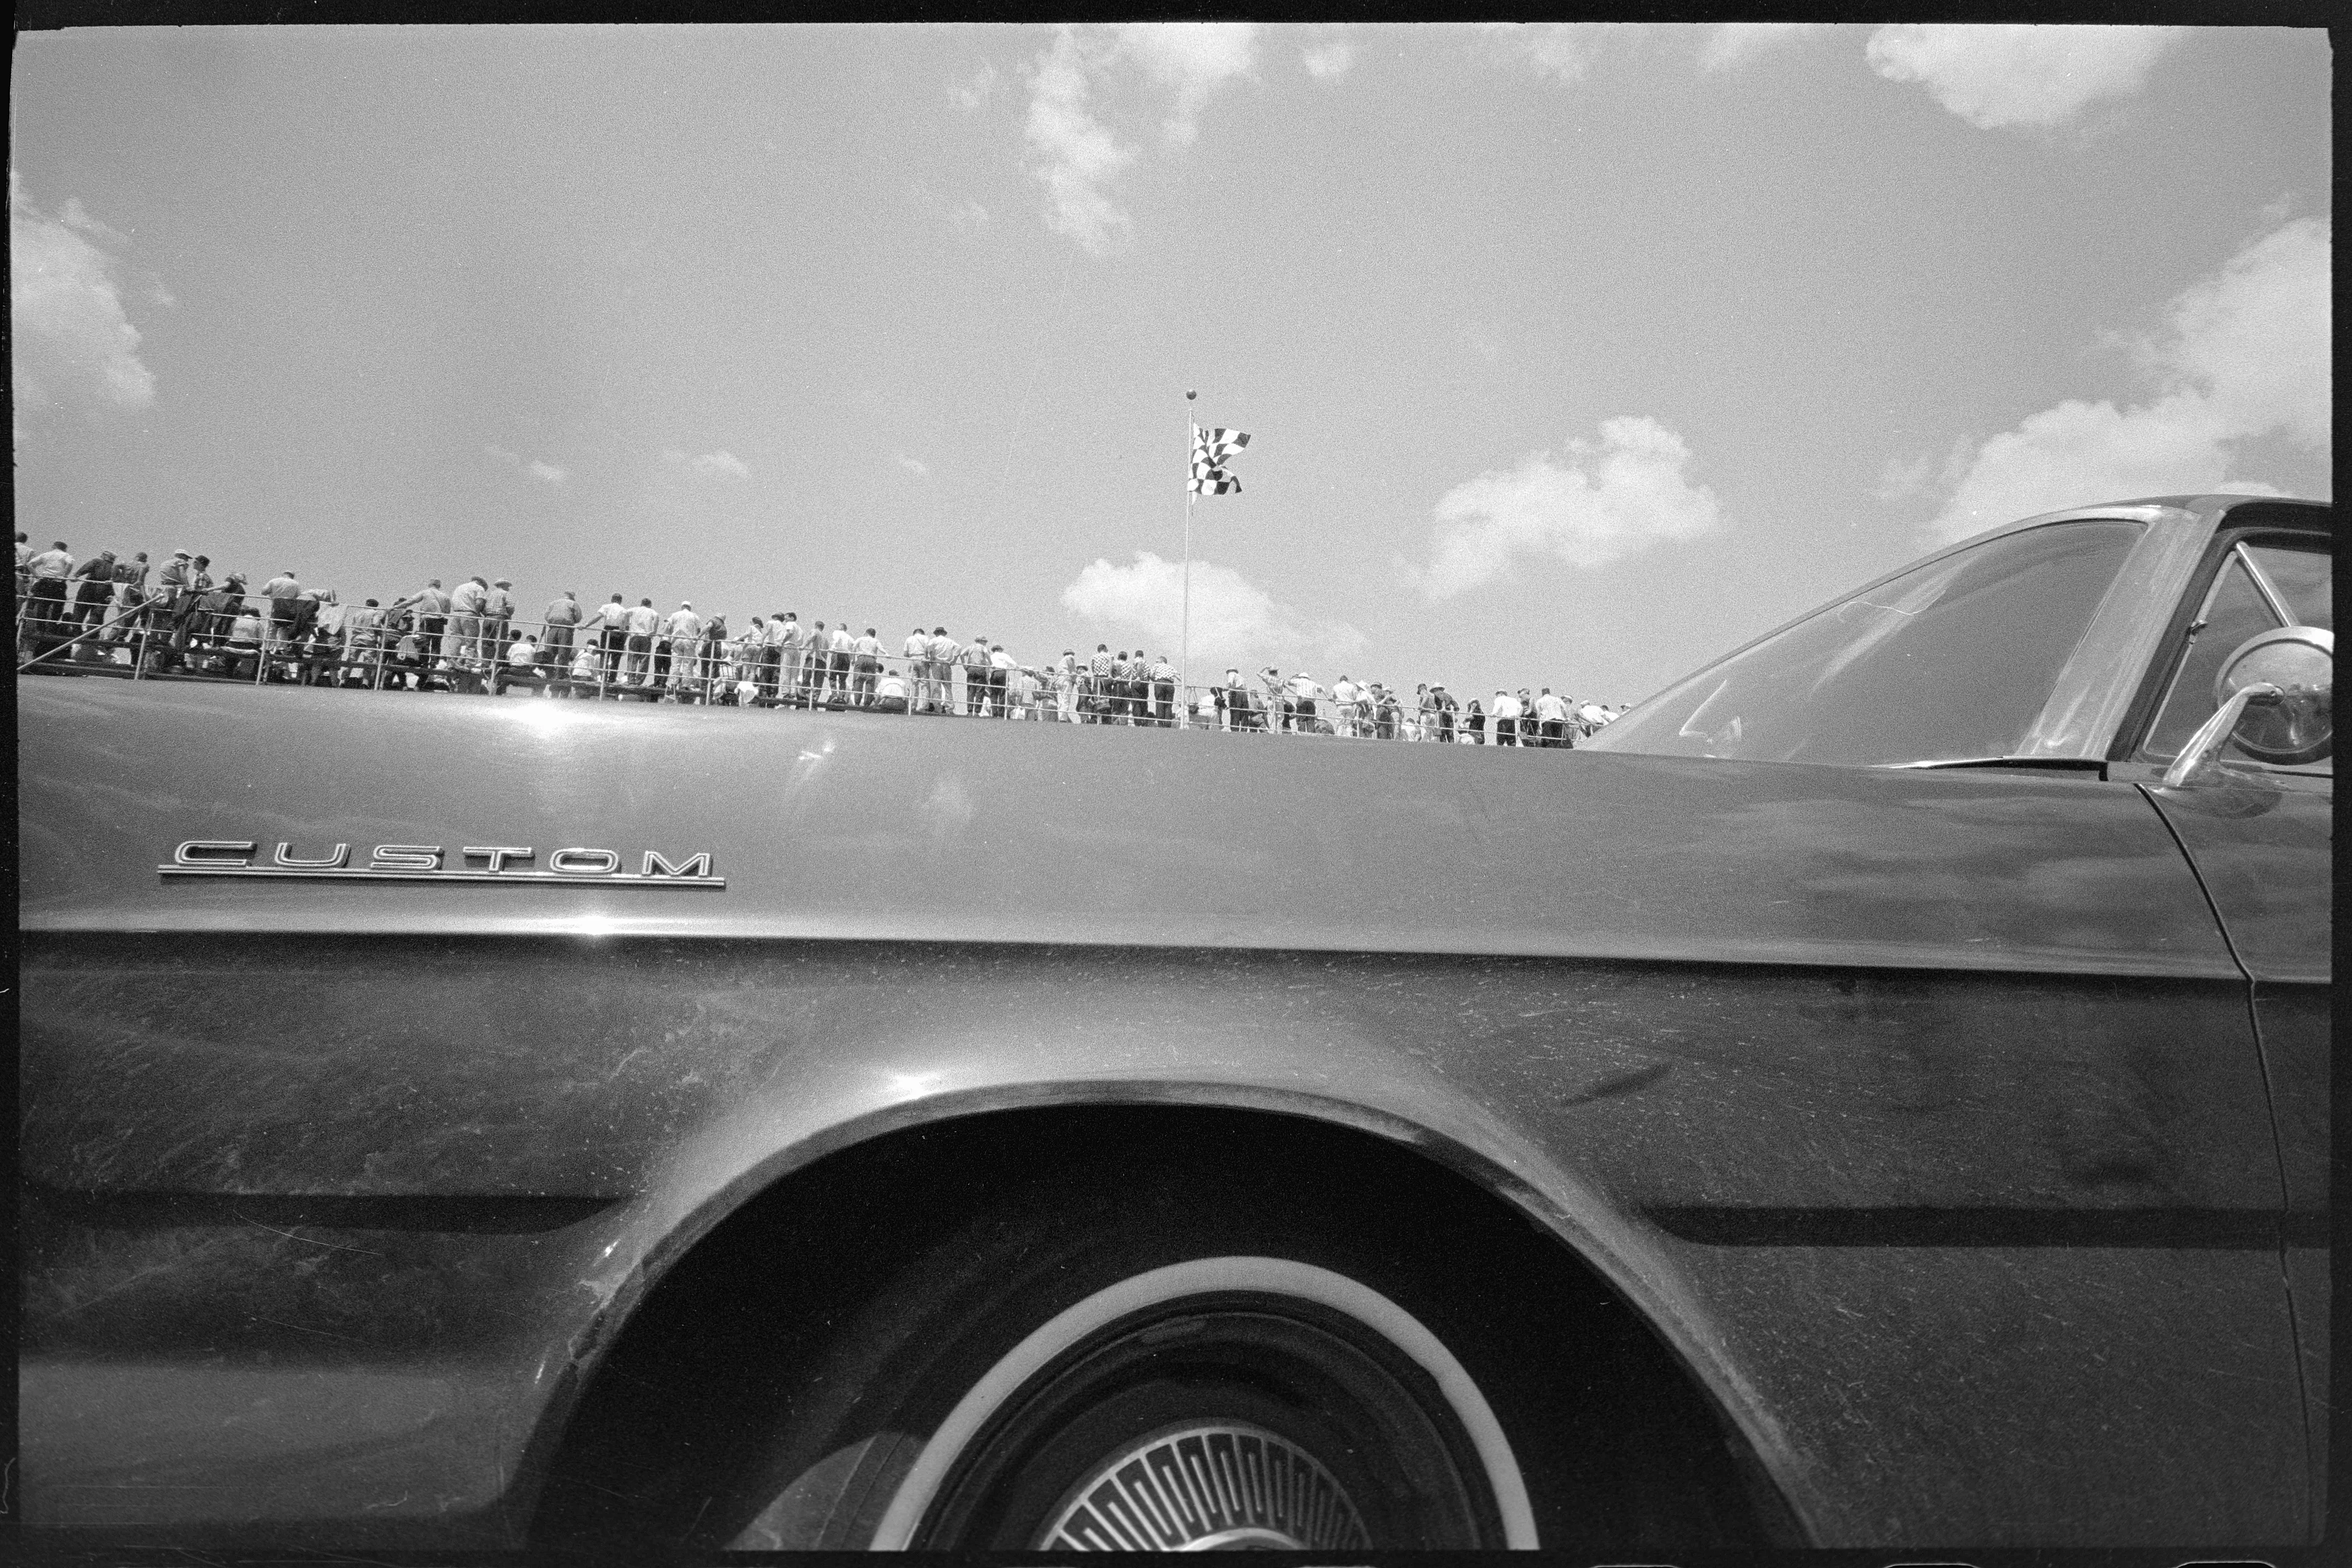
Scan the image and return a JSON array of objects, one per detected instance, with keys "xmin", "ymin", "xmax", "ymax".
[
  {"xmin": 236, "ymin": 1213, "xmax": 385, "ymax": 1256},
  {"xmin": 254, "ymin": 1316, "xmax": 365, "ymax": 1343}
]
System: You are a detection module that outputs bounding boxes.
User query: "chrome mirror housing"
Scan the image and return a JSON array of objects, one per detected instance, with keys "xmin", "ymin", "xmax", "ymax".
[
  {"xmin": 2214, "ymin": 625, "xmax": 2332, "ymax": 766},
  {"xmin": 2165, "ymin": 625, "xmax": 2333, "ymax": 786}
]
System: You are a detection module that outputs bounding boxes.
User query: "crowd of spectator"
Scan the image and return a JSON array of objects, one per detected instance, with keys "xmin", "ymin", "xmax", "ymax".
[{"xmin": 14, "ymin": 532, "xmax": 1625, "ymax": 744}]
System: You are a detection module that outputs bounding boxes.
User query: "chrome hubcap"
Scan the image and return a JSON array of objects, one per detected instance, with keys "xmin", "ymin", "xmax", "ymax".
[{"xmin": 1037, "ymin": 1422, "xmax": 1371, "ymax": 1551}]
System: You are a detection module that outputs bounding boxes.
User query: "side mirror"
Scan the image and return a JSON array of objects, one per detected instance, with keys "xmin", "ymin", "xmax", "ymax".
[
  {"xmin": 2214, "ymin": 625, "xmax": 2332, "ymax": 766},
  {"xmin": 2165, "ymin": 625, "xmax": 2333, "ymax": 786}
]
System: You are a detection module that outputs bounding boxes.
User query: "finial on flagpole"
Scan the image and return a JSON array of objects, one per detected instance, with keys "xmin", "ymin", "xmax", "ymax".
[{"xmin": 1186, "ymin": 390, "xmax": 1196, "ymax": 400}]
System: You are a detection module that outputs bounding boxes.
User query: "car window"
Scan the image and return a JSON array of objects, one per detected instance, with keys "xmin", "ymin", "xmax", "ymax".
[
  {"xmin": 2139, "ymin": 540, "xmax": 2332, "ymax": 767},
  {"xmin": 1589, "ymin": 520, "xmax": 2144, "ymax": 766},
  {"xmin": 2244, "ymin": 543, "xmax": 2331, "ymax": 629}
]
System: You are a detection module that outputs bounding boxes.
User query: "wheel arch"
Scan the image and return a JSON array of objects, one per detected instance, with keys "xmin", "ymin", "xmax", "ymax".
[{"xmin": 521, "ymin": 1088, "xmax": 1808, "ymax": 1547}]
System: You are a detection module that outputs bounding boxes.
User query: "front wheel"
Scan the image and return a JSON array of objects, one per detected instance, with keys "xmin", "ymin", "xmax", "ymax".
[{"xmin": 702, "ymin": 1174, "xmax": 1543, "ymax": 1551}]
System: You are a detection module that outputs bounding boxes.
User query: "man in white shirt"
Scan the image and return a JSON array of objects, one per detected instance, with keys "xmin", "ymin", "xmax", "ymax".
[
  {"xmin": 1491, "ymin": 688, "xmax": 1525, "ymax": 746},
  {"xmin": 824, "ymin": 620, "xmax": 855, "ymax": 703},
  {"xmin": 1285, "ymin": 671, "xmax": 1325, "ymax": 733},
  {"xmin": 925, "ymin": 628, "xmax": 959, "ymax": 714},
  {"xmin": 1329, "ymin": 675, "xmax": 1363, "ymax": 737},
  {"xmin": 585, "ymin": 594, "xmax": 628, "ymax": 684},
  {"xmin": 987, "ymin": 640, "xmax": 1016, "ymax": 718},
  {"xmin": 766, "ymin": 612, "xmax": 799, "ymax": 704},
  {"xmin": 853, "ymin": 627, "xmax": 884, "ymax": 707},
  {"xmin": 1147, "ymin": 653, "xmax": 1178, "ymax": 728},
  {"xmin": 623, "ymin": 598, "xmax": 660, "ymax": 684},
  {"xmin": 662, "ymin": 602, "xmax": 703, "ymax": 693},
  {"xmin": 902, "ymin": 627, "xmax": 933, "ymax": 713},
  {"xmin": 873, "ymin": 665, "xmax": 910, "ymax": 715},
  {"xmin": 1534, "ymin": 687, "xmax": 1570, "ymax": 747}
]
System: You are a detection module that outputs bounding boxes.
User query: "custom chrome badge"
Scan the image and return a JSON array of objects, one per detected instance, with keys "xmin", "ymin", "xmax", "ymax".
[{"xmin": 161, "ymin": 840, "xmax": 723, "ymax": 889}]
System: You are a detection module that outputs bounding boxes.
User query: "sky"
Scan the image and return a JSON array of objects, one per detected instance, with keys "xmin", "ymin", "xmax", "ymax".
[{"xmin": 10, "ymin": 23, "xmax": 2332, "ymax": 706}]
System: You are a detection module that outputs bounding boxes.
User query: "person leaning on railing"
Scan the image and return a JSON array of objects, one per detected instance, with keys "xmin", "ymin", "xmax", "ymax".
[
  {"xmin": 538, "ymin": 590, "xmax": 579, "ymax": 669},
  {"xmin": 853, "ymin": 626, "xmax": 883, "ymax": 707},
  {"xmin": 65, "ymin": 551, "xmax": 116, "ymax": 641}
]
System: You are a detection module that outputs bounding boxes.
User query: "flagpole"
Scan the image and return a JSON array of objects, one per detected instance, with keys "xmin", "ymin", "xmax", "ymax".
[{"xmin": 1182, "ymin": 391, "xmax": 1197, "ymax": 707}]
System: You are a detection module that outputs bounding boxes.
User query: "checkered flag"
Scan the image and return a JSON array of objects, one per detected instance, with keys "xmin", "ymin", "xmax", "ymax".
[{"xmin": 1188, "ymin": 425, "xmax": 1250, "ymax": 495}]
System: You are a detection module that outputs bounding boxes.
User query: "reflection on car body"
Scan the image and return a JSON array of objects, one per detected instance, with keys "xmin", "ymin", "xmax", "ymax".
[{"xmin": 17, "ymin": 492, "xmax": 2329, "ymax": 1553}]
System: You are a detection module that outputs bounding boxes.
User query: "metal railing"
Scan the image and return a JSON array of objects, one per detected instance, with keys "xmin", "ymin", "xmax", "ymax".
[{"xmin": 14, "ymin": 587, "xmax": 1607, "ymax": 744}]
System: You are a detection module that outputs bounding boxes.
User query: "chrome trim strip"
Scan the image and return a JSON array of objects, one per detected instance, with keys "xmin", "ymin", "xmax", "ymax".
[
  {"xmin": 2232, "ymin": 541, "xmax": 2295, "ymax": 625},
  {"xmin": 157, "ymin": 865, "xmax": 723, "ymax": 888},
  {"xmin": 2018, "ymin": 505, "xmax": 2215, "ymax": 760}
]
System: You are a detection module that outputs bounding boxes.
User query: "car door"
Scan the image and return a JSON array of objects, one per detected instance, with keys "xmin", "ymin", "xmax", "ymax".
[
  {"xmin": 2109, "ymin": 520, "xmax": 2332, "ymax": 1517},
  {"xmin": 1581, "ymin": 507, "xmax": 2321, "ymax": 1538}
]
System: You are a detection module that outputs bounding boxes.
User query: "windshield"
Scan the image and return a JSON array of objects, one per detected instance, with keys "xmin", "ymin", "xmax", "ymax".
[{"xmin": 1588, "ymin": 519, "xmax": 2146, "ymax": 766}]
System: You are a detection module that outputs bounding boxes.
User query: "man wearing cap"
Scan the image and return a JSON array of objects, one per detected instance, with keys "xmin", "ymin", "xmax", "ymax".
[
  {"xmin": 443, "ymin": 575, "xmax": 489, "ymax": 679},
  {"xmin": 483, "ymin": 579, "xmax": 516, "ymax": 663},
  {"xmin": 1491, "ymin": 688, "xmax": 1524, "ymax": 747},
  {"xmin": 763, "ymin": 611, "xmax": 797, "ymax": 704},
  {"xmin": 1431, "ymin": 683, "xmax": 1458, "ymax": 742},
  {"xmin": 902, "ymin": 626, "xmax": 933, "ymax": 713},
  {"xmin": 660, "ymin": 601, "xmax": 702, "ymax": 693},
  {"xmin": 194, "ymin": 573, "xmax": 246, "ymax": 673},
  {"xmin": 1286, "ymin": 670, "xmax": 1325, "ymax": 734},
  {"xmin": 391, "ymin": 578, "xmax": 452, "ymax": 663}
]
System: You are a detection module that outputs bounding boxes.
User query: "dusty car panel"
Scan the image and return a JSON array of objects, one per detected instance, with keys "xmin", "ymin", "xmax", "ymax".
[
  {"xmin": 15, "ymin": 494, "xmax": 2329, "ymax": 1551},
  {"xmin": 21, "ymin": 681, "xmax": 2237, "ymax": 978},
  {"xmin": 17, "ymin": 683, "xmax": 2311, "ymax": 1548}
]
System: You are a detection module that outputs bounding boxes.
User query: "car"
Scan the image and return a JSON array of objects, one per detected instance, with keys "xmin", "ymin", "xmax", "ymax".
[{"xmin": 17, "ymin": 492, "xmax": 2329, "ymax": 1553}]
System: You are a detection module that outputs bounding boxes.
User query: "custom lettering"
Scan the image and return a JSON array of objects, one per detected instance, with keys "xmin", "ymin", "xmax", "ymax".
[
  {"xmin": 274, "ymin": 842, "xmax": 350, "ymax": 869},
  {"xmin": 462, "ymin": 846, "xmax": 535, "ymax": 873},
  {"xmin": 549, "ymin": 847, "xmax": 620, "ymax": 875},
  {"xmin": 174, "ymin": 840, "xmax": 256, "ymax": 867},
  {"xmin": 643, "ymin": 850, "xmax": 714, "ymax": 880},
  {"xmin": 371, "ymin": 844, "xmax": 443, "ymax": 870}
]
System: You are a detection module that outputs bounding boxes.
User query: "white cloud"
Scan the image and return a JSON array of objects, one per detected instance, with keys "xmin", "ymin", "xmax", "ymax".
[
  {"xmin": 956, "ymin": 61, "xmax": 1000, "ymax": 111},
  {"xmin": 662, "ymin": 447, "xmax": 750, "ymax": 478},
  {"xmin": 1922, "ymin": 218, "xmax": 2329, "ymax": 541},
  {"xmin": 1023, "ymin": 28, "xmax": 1137, "ymax": 255},
  {"xmin": 1866, "ymin": 24, "xmax": 2187, "ymax": 130},
  {"xmin": 486, "ymin": 444, "xmax": 568, "ymax": 485},
  {"xmin": 1116, "ymin": 23, "xmax": 1258, "ymax": 145},
  {"xmin": 1061, "ymin": 551, "xmax": 1366, "ymax": 673},
  {"xmin": 1406, "ymin": 416, "xmax": 1724, "ymax": 599},
  {"xmin": 895, "ymin": 453, "xmax": 930, "ymax": 477},
  {"xmin": 1699, "ymin": 23, "xmax": 1826, "ymax": 73},
  {"xmin": 1489, "ymin": 23, "xmax": 1595, "ymax": 83},
  {"xmin": 11, "ymin": 172, "xmax": 157, "ymax": 431},
  {"xmin": 1020, "ymin": 24, "xmax": 1260, "ymax": 253},
  {"xmin": 1301, "ymin": 32, "xmax": 1357, "ymax": 82}
]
